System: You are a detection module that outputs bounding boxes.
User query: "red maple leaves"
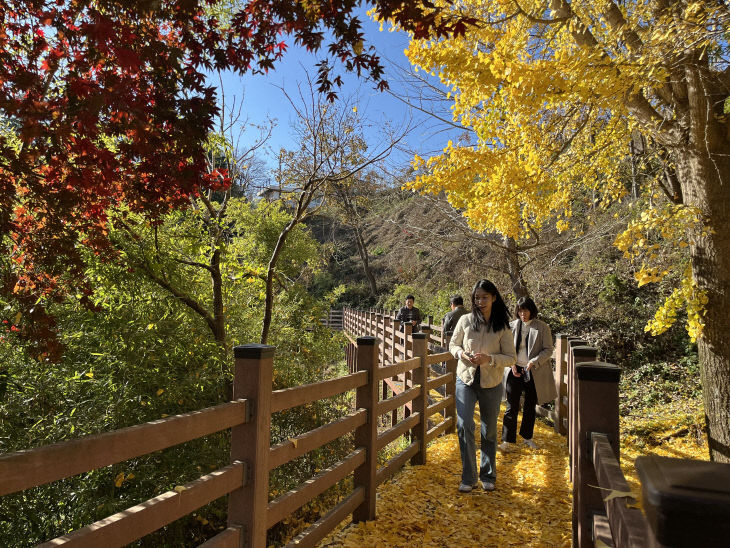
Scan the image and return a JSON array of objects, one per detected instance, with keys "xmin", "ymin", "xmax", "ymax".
[{"xmin": 0, "ymin": 0, "xmax": 474, "ymax": 355}]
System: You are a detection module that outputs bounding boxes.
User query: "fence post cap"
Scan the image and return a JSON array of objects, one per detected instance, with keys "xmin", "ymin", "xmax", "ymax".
[
  {"xmin": 636, "ymin": 455, "xmax": 730, "ymax": 545},
  {"xmin": 356, "ymin": 336, "xmax": 377, "ymax": 346},
  {"xmin": 575, "ymin": 361, "xmax": 620, "ymax": 382},
  {"xmin": 412, "ymin": 333, "xmax": 427, "ymax": 340},
  {"xmin": 555, "ymin": 333, "xmax": 569, "ymax": 339},
  {"xmin": 234, "ymin": 344, "xmax": 276, "ymax": 359},
  {"xmin": 572, "ymin": 345, "xmax": 598, "ymax": 357}
]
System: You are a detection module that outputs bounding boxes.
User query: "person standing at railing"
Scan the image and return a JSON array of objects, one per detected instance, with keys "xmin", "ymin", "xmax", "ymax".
[
  {"xmin": 449, "ymin": 279, "xmax": 516, "ymax": 493},
  {"xmin": 395, "ymin": 294, "xmax": 422, "ymax": 333},
  {"xmin": 442, "ymin": 294, "xmax": 468, "ymax": 334},
  {"xmin": 499, "ymin": 296, "xmax": 556, "ymax": 452}
]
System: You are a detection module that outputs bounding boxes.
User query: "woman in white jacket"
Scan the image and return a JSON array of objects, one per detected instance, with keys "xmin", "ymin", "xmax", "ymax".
[{"xmin": 449, "ymin": 279, "xmax": 516, "ymax": 493}]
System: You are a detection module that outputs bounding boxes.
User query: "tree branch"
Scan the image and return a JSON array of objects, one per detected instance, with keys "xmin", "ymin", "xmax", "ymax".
[
  {"xmin": 137, "ymin": 260, "xmax": 217, "ymax": 336},
  {"xmin": 512, "ymin": 0, "xmax": 570, "ymax": 24}
]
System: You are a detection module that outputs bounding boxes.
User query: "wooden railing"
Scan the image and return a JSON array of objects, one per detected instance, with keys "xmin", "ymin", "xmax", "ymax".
[
  {"xmin": 0, "ymin": 399, "xmax": 250, "ymax": 546},
  {"xmin": 2, "ymin": 326, "xmax": 458, "ymax": 546},
  {"xmin": 344, "ymin": 308, "xmax": 730, "ymax": 548},
  {"xmin": 7, "ymin": 307, "xmax": 727, "ymax": 548},
  {"xmin": 342, "ymin": 308, "xmax": 456, "ymax": 434},
  {"xmin": 320, "ymin": 309, "xmax": 343, "ymax": 331},
  {"xmin": 563, "ymin": 338, "xmax": 730, "ymax": 548}
]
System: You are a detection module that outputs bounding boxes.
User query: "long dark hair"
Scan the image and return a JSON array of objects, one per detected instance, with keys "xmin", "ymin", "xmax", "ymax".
[{"xmin": 470, "ymin": 279, "xmax": 511, "ymax": 332}]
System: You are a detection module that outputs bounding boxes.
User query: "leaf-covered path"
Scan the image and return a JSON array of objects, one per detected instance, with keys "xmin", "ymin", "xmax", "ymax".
[{"xmin": 322, "ymin": 405, "xmax": 572, "ymax": 547}]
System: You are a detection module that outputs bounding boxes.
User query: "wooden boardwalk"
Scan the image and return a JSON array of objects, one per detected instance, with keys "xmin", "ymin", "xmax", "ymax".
[{"xmin": 322, "ymin": 404, "xmax": 572, "ymax": 547}]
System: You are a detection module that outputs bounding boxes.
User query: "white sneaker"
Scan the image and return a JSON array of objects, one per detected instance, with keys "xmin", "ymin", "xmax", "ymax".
[
  {"xmin": 523, "ymin": 439, "xmax": 538, "ymax": 449},
  {"xmin": 458, "ymin": 483, "xmax": 475, "ymax": 493},
  {"xmin": 498, "ymin": 441, "xmax": 514, "ymax": 452}
]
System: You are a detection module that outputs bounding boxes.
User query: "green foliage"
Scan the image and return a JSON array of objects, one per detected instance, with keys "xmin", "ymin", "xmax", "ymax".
[
  {"xmin": 333, "ymin": 282, "xmax": 378, "ymax": 309},
  {"xmin": 0, "ymin": 200, "xmax": 348, "ymax": 547},
  {"xmin": 379, "ymin": 283, "xmax": 466, "ymax": 321},
  {"xmin": 621, "ymin": 352, "xmax": 701, "ymax": 414},
  {"xmin": 599, "ymin": 274, "xmax": 629, "ymax": 304},
  {"xmin": 0, "ymin": 275, "xmax": 229, "ymax": 546}
]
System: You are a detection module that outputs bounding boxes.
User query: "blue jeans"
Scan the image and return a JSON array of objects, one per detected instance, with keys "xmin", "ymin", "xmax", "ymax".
[{"xmin": 455, "ymin": 378, "xmax": 502, "ymax": 485}]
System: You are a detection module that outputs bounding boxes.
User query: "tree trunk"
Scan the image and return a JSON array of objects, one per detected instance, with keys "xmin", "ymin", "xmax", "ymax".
[
  {"xmin": 678, "ymin": 147, "xmax": 730, "ymax": 463},
  {"xmin": 261, "ymin": 219, "xmax": 296, "ymax": 344},
  {"xmin": 503, "ymin": 236, "xmax": 529, "ymax": 300},
  {"xmin": 210, "ymin": 248, "xmax": 226, "ymax": 348},
  {"xmin": 353, "ymin": 225, "xmax": 377, "ymax": 296},
  {"xmin": 335, "ymin": 184, "xmax": 377, "ymax": 297}
]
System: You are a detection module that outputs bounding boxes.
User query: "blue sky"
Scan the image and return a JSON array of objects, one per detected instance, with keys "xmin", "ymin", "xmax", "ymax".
[{"xmin": 212, "ymin": 13, "xmax": 462, "ymax": 174}]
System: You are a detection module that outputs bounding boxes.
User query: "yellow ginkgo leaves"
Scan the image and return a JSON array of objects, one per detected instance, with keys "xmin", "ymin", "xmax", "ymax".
[
  {"xmin": 323, "ymin": 404, "xmax": 573, "ymax": 547},
  {"xmin": 614, "ymin": 205, "xmax": 710, "ymax": 341},
  {"xmin": 113, "ymin": 472, "xmax": 134, "ymax": 488}
]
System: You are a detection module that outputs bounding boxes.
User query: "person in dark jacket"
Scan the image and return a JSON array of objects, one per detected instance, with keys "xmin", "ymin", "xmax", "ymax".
[
  {"xmin": 395, "ymin": 295, "xmax": 422, "ymax": 332},
  {"xmin": 442, "ymin": 295, "xmax": 468, "ymax": 334}
]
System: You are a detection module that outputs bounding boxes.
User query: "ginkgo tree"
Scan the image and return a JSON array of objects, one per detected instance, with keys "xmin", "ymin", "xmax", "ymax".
[{"xmin": 403, "ymin": 0, "xmax": 730, "ymax": 462}]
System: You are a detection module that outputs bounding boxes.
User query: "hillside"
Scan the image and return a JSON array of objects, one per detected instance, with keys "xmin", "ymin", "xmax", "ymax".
[{"xmin": 310, "ymin": 187, "xmax": 703, "ymax": 416}]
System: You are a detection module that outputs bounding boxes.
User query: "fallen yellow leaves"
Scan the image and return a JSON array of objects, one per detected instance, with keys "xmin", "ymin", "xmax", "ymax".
[
  {"xmin": 619, "ymin": 399, "xmax": 708, "ymax": 509},
  {"xmin": 321, "ymin": 403, "xmax": 572, "ymax": 547},
  {"xmin": 113, "ymin": 472, "xmax": 135, "ymax": 488},
  {"xmin": 315, "ymin": 399, "xmax": 708, "ymax": 547}
]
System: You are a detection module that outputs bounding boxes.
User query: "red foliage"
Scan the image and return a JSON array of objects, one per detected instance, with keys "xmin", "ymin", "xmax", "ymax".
[{"xmin": 0, "ymin": 0, "xmax": 474, "ymax": 354}]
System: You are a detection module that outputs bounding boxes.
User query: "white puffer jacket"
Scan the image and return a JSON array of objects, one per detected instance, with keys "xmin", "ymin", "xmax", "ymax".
[{"xmin": 449, "ymin": 313, "xmax": 516, "ymax": 389}]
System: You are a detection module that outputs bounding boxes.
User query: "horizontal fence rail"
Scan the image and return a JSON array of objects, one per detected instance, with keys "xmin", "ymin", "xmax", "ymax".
[
  {"xmin": 271, "ymin": 370, "xmax": 368, "ymax": 413},
  {"xmin": 0, "ymin": 399, "xmax": 250, "ymax": 497},
  {"xmin": 38, "ymin": 462, "xmax": 247, "ymax": 548}
]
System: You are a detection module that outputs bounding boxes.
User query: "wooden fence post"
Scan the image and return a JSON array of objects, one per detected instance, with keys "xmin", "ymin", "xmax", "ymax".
[
  {"xmin": 353, "ymin": 336, "xmax": 379, "ymax": 523},
  {"xmin": 390, "ymin": 318, "xmax": 400, "ymax": 365},
  {"xmin": 347, "ymin": 341, "xmax": 358, "ymax": 374},
  {"xmin": 228, "ymin": 344, "xmax": 274, "ymax": 548},
  {"xmin": 390, "ymin": 318, "xmax": 401, "ymax": 427},
  {"xmin": 573, "ymin": 361, "xmax": 620, "ymax": 548},
  {"xmin": 554, "ymin": 333, "xmax": 568, "ymax": 435},
  {"xmin": 410, "ymin": 333, "xmax": 429, "ymax": 466},
  {"xmin": 381, "ymin": 316, "xmax": 391, "ymax": 407},
  {"xmin": 376, "ymin": 314, "xmax": 384, "ymax": 365},
  {"xmin": 403, "ymin": 323, "xmax": 413, "ymax": 420},
  {"xmin": 421, "ymin": 325, "xmax": 432, "ymax": 358},
  {"xmin": 382, "ymin": 316, "xmax": 390, "ymax": 368},
  {"xmin": 568, "ymin": 340, "xmax": 590, "ymax": 481},
  {"xmin": 444, "ymin": 331, "xmax": 457, "ymax": 435},
  {"xmin": 403, "ymin": 322, "xmax": 413, "ymax": 359},
  {"xmin": 636, "ymin": 455, "xmax": 730, "ymax": 547}
]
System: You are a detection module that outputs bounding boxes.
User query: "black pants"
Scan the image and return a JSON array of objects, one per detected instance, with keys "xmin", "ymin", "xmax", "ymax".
[{"xmin": 502, "ymin": 369, "xmax": 538, "ymax": 442}]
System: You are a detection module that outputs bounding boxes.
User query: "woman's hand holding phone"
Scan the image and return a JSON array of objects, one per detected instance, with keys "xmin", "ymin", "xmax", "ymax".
[{"xmin": 467, "ymin": 352, "xmax": 491, "ymax": 366}]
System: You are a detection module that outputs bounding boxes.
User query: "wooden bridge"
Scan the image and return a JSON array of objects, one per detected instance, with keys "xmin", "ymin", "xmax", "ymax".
[{"xmin": 1, "ymin": 308, "xmax": 727, "ymax": 547}]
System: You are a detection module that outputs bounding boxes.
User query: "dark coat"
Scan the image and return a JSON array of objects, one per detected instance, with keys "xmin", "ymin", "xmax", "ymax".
[
  {"xmin": 395, "ymin": 306, "xmax": 422, "ymax": 332},
  {"xmin": 442, "ymin": 306, "xmax": 468, "ymax": 335}
]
